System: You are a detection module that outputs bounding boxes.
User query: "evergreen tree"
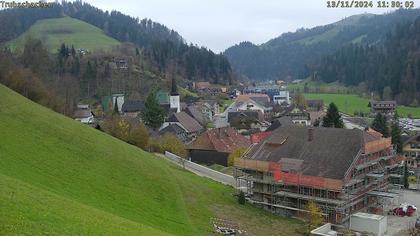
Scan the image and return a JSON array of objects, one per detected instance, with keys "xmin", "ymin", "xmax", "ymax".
[
  {"xmin": 238, "ymin": 191, "xmax": 246, "ymax": 205},
  {"xmin": 404, "ymin": 161, "xmax": 409, "ymax": 189},
  {"xmin": 371, "ymin": 113, "xmax": 389, "ymax": 137},
  {"xmin": 322, "ymin": 103, "xmax": 344, "ymax": 128},
  {"xmin": 141, "ymin": 90, "xmax": 165, "ymax": 129},
  {"xmin": 84, "ymin": 61, "xmax": 96, "ymax": 97},
  {"xmin": 71, "ymin": 57, "xmax": 80, "ymax": 76},
  {"xmin": 71, "ymin": 45, "xmax": 76, "ymax": 58},
  {"xmin": 22, "ymin": 37, "xmax": 51, "ymax": 76},
  {"xmin": 391, "ymin": 112, "xmax": 402, "ymax": 153},
  {"xmin": 58, "ymin": 43, "xmax": 67, "ymax": 59}
]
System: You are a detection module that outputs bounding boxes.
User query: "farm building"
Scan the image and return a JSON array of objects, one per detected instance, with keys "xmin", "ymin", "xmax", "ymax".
[
  {"xmin": 187, "ymin": 127, "xmax": 251, "ymax": 166},
  {"xmin": 369, "ymin": 100, "xmax": 397, "ymax": 115},
  {"xmin": 234, "ymin": 126, "xmax": 401, "ymax": 224}
]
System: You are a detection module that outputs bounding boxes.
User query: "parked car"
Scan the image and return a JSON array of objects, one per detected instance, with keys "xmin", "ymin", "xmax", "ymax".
[
  {"xmin": 389, "ymin": 203, "xmax": 417, "ymax": 217},
  {"xmin": 415, "ymin": 217, "xmax": 420, "ymax": 228}
]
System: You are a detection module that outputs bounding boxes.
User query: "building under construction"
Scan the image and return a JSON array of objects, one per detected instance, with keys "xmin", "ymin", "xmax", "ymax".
[{"xmin": 234, "ymin": 126, "xmax": 403, "ymax": 224}]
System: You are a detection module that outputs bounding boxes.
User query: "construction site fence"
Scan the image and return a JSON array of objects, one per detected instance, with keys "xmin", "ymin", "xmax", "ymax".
[{"xmin": 235, "ymin": 159, "xmax": 343, "ymax": 191}]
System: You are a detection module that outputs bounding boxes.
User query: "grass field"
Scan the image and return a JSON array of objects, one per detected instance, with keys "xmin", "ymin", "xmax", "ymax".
[
  {"xmin": 178, "ymin": 86, "xmax": 198, "ymax": 98},
  {"xmin": 304, "ymin": 93, "xmax": 420, "ymax": 118},
  {"xmin": 304, "ymin": 93, "xmax": 370, "ymax": 115},
  {"xmin": 0, "ymin": 84, "xmax": 302, "ymax": 235},
  {"xmin": 6, "ymin": 16, "xmax": 120, "ymax": 53},
  {"xmin": 287, "ymin": 80, "xmax": 353, "ymax": 94},
  {"xmin": 221, "ymin": 99, "xmax": 234, "ymax": 112}
]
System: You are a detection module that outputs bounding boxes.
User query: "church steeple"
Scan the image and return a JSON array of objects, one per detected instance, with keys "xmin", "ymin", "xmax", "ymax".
[
  {"xmin": 169, "ymin": 77, "xmax": 180, "ymax": 113},
  {"xmin": 170, "ymin": 77, "xmax": 179, "ymax": 96}
]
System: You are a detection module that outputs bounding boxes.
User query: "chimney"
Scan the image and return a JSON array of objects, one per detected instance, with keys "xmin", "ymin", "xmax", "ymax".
[{"xmin": 308, "ymin": 128, "xmax": 314, "ymax": 142}]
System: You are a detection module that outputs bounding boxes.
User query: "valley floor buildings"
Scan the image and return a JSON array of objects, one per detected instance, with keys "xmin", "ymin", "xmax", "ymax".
[{"xmin": 234, "ymin": 126, "xmax": 402, "ymax": 224}]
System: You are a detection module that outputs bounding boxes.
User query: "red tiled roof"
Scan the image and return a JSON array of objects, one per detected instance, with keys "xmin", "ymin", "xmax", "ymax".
[
  {"xmin": 363, "ymin": 128, "xmax": 383, "ymax": 143},
  {"xmin": 236, "ymin": 94, "xmax": 270, "ymax": 104},
  {"xmin": 250, "ymin": 131, "xmax": 272, "ymax": 144},
  {"xmin": 188, "ymin": 127, "xmax": 251, "ymax": 153}
]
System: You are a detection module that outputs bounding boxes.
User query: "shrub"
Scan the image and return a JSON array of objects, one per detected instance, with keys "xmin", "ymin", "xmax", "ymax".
[
  {"xmin": 238, "ymin": 191, "xmax": 245, "ymax": 205},
  {"xmin": 149, "ymin": 134, "xmax": 187, "ymax": 158}
]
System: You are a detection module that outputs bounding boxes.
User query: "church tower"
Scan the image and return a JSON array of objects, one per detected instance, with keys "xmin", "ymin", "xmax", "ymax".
[{"xmin": 170, "ymin": 77, "xmax": 180, "ymax": 113}]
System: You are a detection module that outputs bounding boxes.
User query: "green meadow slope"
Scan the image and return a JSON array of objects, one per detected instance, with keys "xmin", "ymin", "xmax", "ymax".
[
  {"xmin": 304, "ymin": 93, "xmax": 420, "ymax": 118},
  {"xmin": 0, "ymin": 84, "xmax": 302, "ymax": 235},
  {"xmin": 6, "ymin": 16, "xmax": 120, "ymax": 52}
]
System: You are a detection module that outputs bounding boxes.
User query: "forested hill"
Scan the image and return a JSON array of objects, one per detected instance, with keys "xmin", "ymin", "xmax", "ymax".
[
  {"xmin": 224, "ymin": 9, "xmax": 420, "ymax": 81},
  {"xmin": 0, "ymin": 1, "xmax": 232, "ymax": 84},
  {"xmin": 313, "ymin": 16, "xmax": 420, "ymax": 106}
]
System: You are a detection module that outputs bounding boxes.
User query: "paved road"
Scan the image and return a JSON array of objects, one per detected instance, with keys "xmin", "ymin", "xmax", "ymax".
[
  {"xmin": 213, "ymin": 114, "xmax": 229, "ymax": 128},
  {"xmin": 213, "ymin": 102, "xmax": 237, "ymax": 128},
  {"xmin": 159, "ymin": 152, "xmax": 236, "ymax": 187},
  {"xmin": 386, "ymin": 189, "xmax": 420, "ymax": 236}
]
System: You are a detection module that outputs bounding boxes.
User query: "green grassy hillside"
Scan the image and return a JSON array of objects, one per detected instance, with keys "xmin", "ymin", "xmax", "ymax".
[
  {"xmin": 6, "ymin": 16, "xmax": 120, "ymax": 52},
  {"xmin": 0, "ymin": 84, "xmax": 301, "ymax": 235},
  {"xmin": 295, "ymin": 14, "xmax": 374, "ymax": 45},
  {"xmin": 304, "ymin": 93, "xmax": 420, "ymax": 118}
]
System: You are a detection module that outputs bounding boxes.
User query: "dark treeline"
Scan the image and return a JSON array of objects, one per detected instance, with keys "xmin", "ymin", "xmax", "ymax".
[
  {"xmin": 0, "ymin": 37, "xmax": 159, "ymax": 116},
  {"xmin": 224, "ymin": 9, "xmax": 420, "ymax": 81},
  {"xmin": 311, "ymin": 17, "xmax": 420, "ymax": 106},
  {"xmin": 0, "ymin": 46, "xmax": 64, "ymax": 113},
  {"xmin": 0, "ymin": 1, "xmax": 232, "ymax": 84},
  {"xmin": 0, "ymin": 5, "xmax": 63, "ymax": 42}
]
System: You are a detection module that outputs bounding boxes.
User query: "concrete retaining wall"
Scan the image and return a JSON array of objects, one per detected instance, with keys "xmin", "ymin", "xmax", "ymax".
[{"xmin": 164, "ymin": 151, "xmax": 236, "ymax": 187}]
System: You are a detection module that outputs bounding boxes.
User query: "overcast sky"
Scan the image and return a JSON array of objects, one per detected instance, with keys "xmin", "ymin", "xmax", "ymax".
[{"xmin": 89, "ymin": 0, "xmax": 396, "ymax": 52}]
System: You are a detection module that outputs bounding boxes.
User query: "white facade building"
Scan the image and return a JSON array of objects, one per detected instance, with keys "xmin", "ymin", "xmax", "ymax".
[{"xmin": 273, "ymin": 91, "xmax": 290, "ymax": 105}]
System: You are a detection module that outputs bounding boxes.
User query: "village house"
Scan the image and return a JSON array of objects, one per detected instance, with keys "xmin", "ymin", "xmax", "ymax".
[
  {"xmin": 160, "ymin": 111, "xmax": 204, "ymax": 142},
  {"xmin": 369, "ymin": 100, "xmax": 397, "ymax": 115},
  {"xmin": 287, "ymin": 108, "xmax": 311, "ymax": 126},
  {"xmin": 403, "ymin": 133, "xmax": 420, "ymax": 170},
  {"xmin": 185, "ymin": 105, "xmax": 209, "ymax": 127},
  {"xmin": 306, "ymin": 99, "xmax": 324, "ymax": 111},
  {"xmin": 101, "ymin": 94, "xmax": 125, "ymax": 113},
  {"xmin": 229, "ymin": 89, "xmax": 241, "ymax": 99},
  {"xmin": 196, "ymin": 100, "xmax": 220, "ymax": 116},
  {"xmin": 121, "ymin": 100, "xmax": 144, "ymax": 118},
  {"xmin": 235, "ymin": 127, "xmax": 400, "ymax": 224},
  {"xmin": 115, "ymin": 58, "xmax": 128, "ymax": 70},
  {"xmin": 266, "ymin": 116, "xmax": 294, "ymax": 132},
  {"xmin": 228, "ymin": 97, "xmax": 272, "ymax": 115},
  {"xmin": 74, "ymin": 104, "xmax": 95, "ymax": 124},
  {"xmin": 187, "ymin": 127, "xmax": 251, "ymax": 166},
  {"xmin": 228, "ymin": 111, "xmax": 264, "ymax": 124},
  {"xmin": 159, "ymin": 123, "xmax": 189, "ymax": 143},
  {"xmin": 194, "ymin": 81, "xmax": 211, "ymax": 91},
  {"xmin": 228, "ymin": 110, "xmax": 268, "ymax": 134},
  {"xmin": 236, "ymin": 94, "xmax": 271, "ymax": 107},
  {"xmin": 272, "ymin": 91, "xmax": 291, "ymax": 105}
]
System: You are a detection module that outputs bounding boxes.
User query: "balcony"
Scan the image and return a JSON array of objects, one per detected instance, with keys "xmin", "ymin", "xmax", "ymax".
[{"xmin": 274, "ymin": 190, "xmax": 345, "ymax": 205}]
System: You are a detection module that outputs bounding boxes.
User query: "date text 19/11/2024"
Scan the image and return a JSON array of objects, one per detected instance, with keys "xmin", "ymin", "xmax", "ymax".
[{"xmin": 327, "ymin": 1, "xmax": 415, "ymax": 8}]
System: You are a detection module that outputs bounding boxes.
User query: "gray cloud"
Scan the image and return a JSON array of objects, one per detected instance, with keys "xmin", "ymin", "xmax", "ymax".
[{"xmin": 88, "ymin": 0, "xmax": 394, "ymax": 52}]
